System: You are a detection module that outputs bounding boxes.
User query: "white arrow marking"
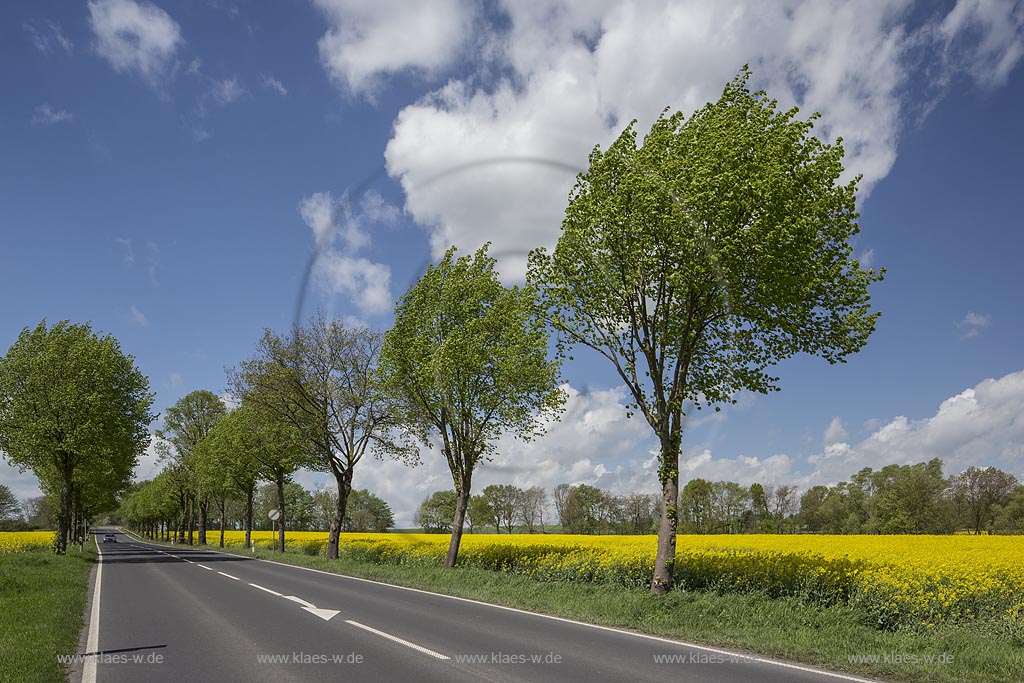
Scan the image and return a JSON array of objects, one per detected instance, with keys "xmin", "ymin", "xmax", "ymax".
[
  {"xmin": 283, "ymin": 595, "xmax": 315, "ymax": 608},
  {"xmin": 302, "ymin": 607, "xmax": 341, "ymax": 621}
]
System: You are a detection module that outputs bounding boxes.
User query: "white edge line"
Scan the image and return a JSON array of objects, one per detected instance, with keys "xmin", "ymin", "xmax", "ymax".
[
  {"xmin": 249, "ymin": 582, "xmax": 282, "ymax": 597},
  {"xmin": 218, "ymin": 572, "xmax": 240, "ymax": 580},
  {"xmin": 82, "ymin": 533, "xmax": 103, "ymax": 683},
  {"xmin": 116, "ymin": 528, "xmax": 880, "ymax": 683},
  {"xmin": 346, "ymin": 620, "xmax": 449, "ymax": 660}
]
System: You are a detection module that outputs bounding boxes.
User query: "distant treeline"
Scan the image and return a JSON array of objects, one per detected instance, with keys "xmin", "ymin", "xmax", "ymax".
[{"xmin": 415, "ymin": 459, "xmax": 1024, "ymax": 535}]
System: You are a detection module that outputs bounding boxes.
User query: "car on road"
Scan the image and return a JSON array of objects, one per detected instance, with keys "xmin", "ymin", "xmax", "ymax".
[{"xmin": 103, "ymin": 533, "xmax": 117, "ymax": 543}]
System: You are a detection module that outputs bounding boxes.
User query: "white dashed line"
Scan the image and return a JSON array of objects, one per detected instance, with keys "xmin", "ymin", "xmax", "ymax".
[
  {"xmin": 249, "ymin": 583, "xmax": 283, "ymax": 597},
  {"xmin": 218, "ymin": 572, "xmax": 240, "ymax": 580},
  {"xmin": 345, "ymin": 620, "xmax": 449, "ymax": 660}
]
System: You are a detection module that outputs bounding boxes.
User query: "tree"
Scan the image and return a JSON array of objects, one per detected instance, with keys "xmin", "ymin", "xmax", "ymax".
[
  {"xmin": 380, "ymin": 245, "xmax": 564, "ymax": 567},
  {"xmin": 229, "ymin": 402, "xmax": 310, "ymax": 551},
  {"xmin": 679, "ymin": 479, "xmax": 715, "ymax": 533},
  {"xmin": 467, "ymin": 494, "xmax": 494, "ymax": 533},
  {"xmin": 0, "ymin": 320, "xmax": 154, "ymax": 553},
  {"xmin": 22, "ymin": 495, "xmax": 54, "ymax": 530},
  {"xmin": 528, "ymin": 69, "xmax": 882, "ymax": 593},
  {"xmin": 481, "ymin": 484, "xmax": 523, "ymax": 533},
  {"xmin": 0, "ymin": 484, "xmax": 19, "ymax": 520},
  {"xmin": 992, "ymin": 486, "xmax": 1024, "ymax": 533},
  {"xmin": 951, "ymin": 466, "xmax": 1019, "ymax": 533},
  {"xmin": 518, "ymin": 486, "xmax": 548, "ymax": 533},
  {"xmin": 343, "ymin": 489, "xmax": 395, "ymax": 532},
  {"xmin": 155, "ymin": 390, "xmax": 226, "ymax": 545},
  {"xmin": 415, "ymin": 491, "xmax": 457, "ymax": 533},
  {"xmin": 799, "ymin": 485, "xmax": 830, "ymax": 532},
  {"xmin": 196, "ymin": 408, "xmax": 262, "ymax": 547},
  {"xmin": 231, "ymin": 314, "xmax": 413, "ymax": 559}
]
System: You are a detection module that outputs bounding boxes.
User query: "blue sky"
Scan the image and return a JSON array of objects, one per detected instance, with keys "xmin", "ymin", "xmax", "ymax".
[{"xmin": 2, "ymin": 0, "xmax": 1023, "ymax": 525}]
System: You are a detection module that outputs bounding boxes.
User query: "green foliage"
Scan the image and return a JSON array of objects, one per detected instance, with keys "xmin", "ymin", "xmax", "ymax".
[
  {"xmin": 380, "ymin": 243, "xmax": 564, "ymax": 564},
  {"xmin": 0, "ymin": 320, "xmax": 154, "ymax": 552},
  {"xmin": 414, "ymin": 490, "xmax": 457, "ymax": 533},
  {"xmin": 528, "ymin": 68, "xmax": 883, "ymax": 590},
  {"xmin": 380, "ymin": 244, "xmax": 565, "ymax": 478}
]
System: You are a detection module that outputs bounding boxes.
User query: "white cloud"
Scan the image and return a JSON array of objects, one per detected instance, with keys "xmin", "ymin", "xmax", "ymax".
[
  {"xmin": 24, "ymin": 21, "xmax": 74, "ymax": 55},
  {"xmin": 129, "ymin": 304, "xmax": 148, "ymax": 327},
  {"xmin": 823, "ymin": 417, "xmax": 848, "ymax": 446},
  {"xmin": 373, "ymin": 0, "xmax": 1024, "ymax": 281},
  {"xmin": 299, "ymin": 190, "xmax": 400, "ymax": 316},
  {"xmin": 169, "ymin": 371, "xmax": 183, "ymax": 388},
  {"xmin": 349, "ymin": 383, "xmax": 657, "ymax": 525},
  {"xmin": 211, "ymin": 77, "xmax": 245, "ymax": 106},
  {"xmin": 31, "ymin": 103, "xmax": 73, "ymax": 126},
  {"xmin": 114, "ymin": 237, "xmax": 135, "ymax": 266},
  {"xmin": 312, "ymin": 0, "xmax": 477, "ymax": 97},
  {"xmin": 958, "ymin": 310, "xmax": 992, "ymax": 339},
  {"xmin": 88, "ymin": 0, "xmax": 183, "ymax": 86},
  {"xmin": 938, "ymin": 0, "xmax": 1024, "ymax": 87},
  {"xmin": 859, "ymin": 248, "xmax": 876, "ymax": 269},
  {"xmin": 262, "ymin": 75, "xmax": 288, "ymax": 96}
]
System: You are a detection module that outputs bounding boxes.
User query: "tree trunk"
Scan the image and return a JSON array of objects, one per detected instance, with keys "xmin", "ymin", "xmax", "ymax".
[
  {"xmin": 244, "ymin": 489, "xmax": 254, "ymax": 549},
  {"xmin": 56, "ymin": 465, "xmax": 73, "ymax": 555},
  {"xmin": 326, "ymin": 467, "xmax": 354, "ymax": 560},
  {"xmin": 444, "ymin": 484, "xmax": 470, "ymax": 569},
  {"xmin": 187, "ymin": 496, "xmax": 195, "ymax": 545},
  {"xmin": 276, "ymin": 475, "xmax": 286, "ymax": 553},
  {"xmin": 651, "ymin": 436, "xmax": 680, "ymax": 595},
  {"xmin": 197, "ymin": 497, "xmax": 209, "ymax": 545}
]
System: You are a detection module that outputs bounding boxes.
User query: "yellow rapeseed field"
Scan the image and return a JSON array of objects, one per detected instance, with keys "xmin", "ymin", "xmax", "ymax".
[
  {"xmin": 215, "ymin": 530, "xmax": 1023, "ymax": 632},
  {"xmin": 0, "ymin": 531, "xmax": 55, "ymax": 553}
]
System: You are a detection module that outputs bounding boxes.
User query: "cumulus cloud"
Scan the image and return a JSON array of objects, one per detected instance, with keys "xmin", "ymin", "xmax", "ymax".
[
  {"xmin": 299, "ymin": 190, "xmax": 400, "ymax": 316},
  {"xmin": 958, "ymin": 310, "xmax": 992, "ymax": 339},
  {"xmin": 371, "ymin": 1, "xmax": 1024, "ymax": 280},
  {"xmin": 823, "ymin": 417, "xmax": 848, "ymax": 446},
  {"xmin": 88, "ymin": 0, "xmax": 182, "ymax": 86},
  {"xmin": 313, "ymin": 0, "xmax": 477, "ymax": 97},
  {"xmin": 31, "ymin": 103, "xmax": 74, "ymax": 126},
  {"xmin": 308, "ymin": 368, "xmax": 1024, "ymax": 525},
  {"xmin": 346, "ymin": 383, "xmax": 657, "ymax": 525}
]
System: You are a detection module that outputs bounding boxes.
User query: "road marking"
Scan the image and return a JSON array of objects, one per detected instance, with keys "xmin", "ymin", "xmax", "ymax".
[
  {"xmin": 116, "ymin": 529, "xmax": 875, "ymax": 683},
  {"xmin": 303, "ymin": 607, "xmax": 341, "ymax": 621},
  {"xmin": 197, "ymin": 564, "xmax": 214, "ymax": 571},
  {"xmin": 283, "ymin": 595, "xmax": 315, "ymax": 608},
  {"xmin": 82, "ymin": 534, "xmax": 103, "ymax": 683},
  {"xmin": 218, "ymin": 572, "xmax": 240, "ymax": 580},
  {"xmin": 249, "ymin": 583, "xmax": 283, "ymax": 597},
  {"xmin": 345, "ymin": 620, "xmax": 449, "ymax": 660}
]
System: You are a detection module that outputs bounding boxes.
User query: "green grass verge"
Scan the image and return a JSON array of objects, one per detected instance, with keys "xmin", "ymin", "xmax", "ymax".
[
  {"xmin": 124, "ymin": 530, "xmax": 1023, "ymax": 683},
  {"xmin": 0, "ymin": 545, "xmax": 95, "ymax": 683}
]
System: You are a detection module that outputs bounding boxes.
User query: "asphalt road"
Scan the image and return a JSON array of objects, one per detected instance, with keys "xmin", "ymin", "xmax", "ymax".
[{"xmin": 74, "ymin": 528, "xmax": 880, "ymax": 683}]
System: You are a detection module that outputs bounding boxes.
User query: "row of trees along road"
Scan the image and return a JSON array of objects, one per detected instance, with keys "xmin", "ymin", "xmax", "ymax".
[
  {"xmin": 4, "ymin": 70, "xmax": 884, "ymax": 592},
  {"xmin": 0, "ymin": 321, "xmax": 154, "ymax": 553}
]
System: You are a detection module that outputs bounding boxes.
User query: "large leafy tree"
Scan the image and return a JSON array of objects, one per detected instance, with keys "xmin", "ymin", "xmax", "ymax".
[
  {"xmin": 0, "ymin": 320, "xmax": 154, "ymax": 553},
  {"xmin": 230, "ymin": 313, "xmax": 413, "ymax": 559},
  {"xmin": 155, "ymin": 390, "xmax": 226, "ymax": 545},
  {"xmin": 217, "ymin": 402, "xmax": 310, "ymax": 551},
  {"xmin": 195, "ymin": 409, "xmax": 262, "ymax": 548},
  {"xmin": 528, "ymin": 69, "xmax": 883, "ymax": 593},
  {"xmin": 380, "ymin": 245, "xmax": 565, "ymax": 568}
]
